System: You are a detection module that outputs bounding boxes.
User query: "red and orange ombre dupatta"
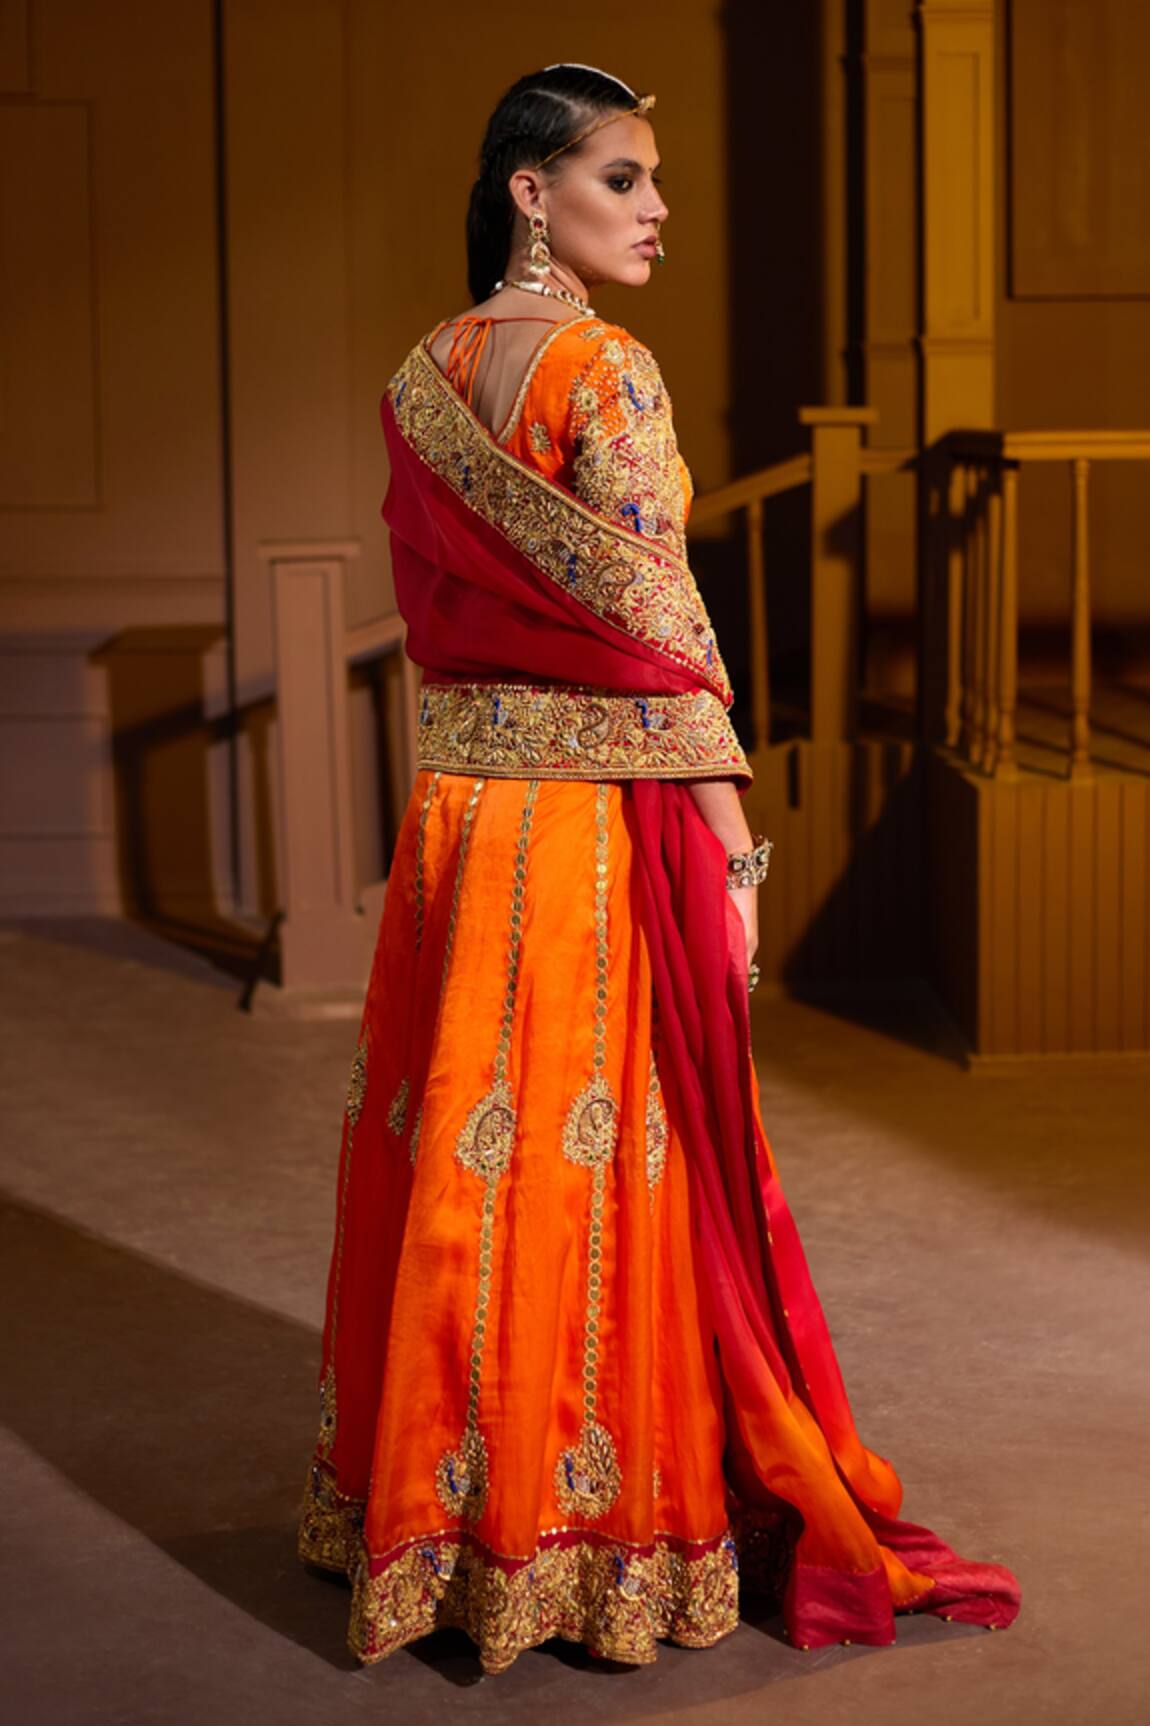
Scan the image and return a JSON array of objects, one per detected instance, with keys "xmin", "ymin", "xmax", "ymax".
[{"xmin": 380, "ymin": 341, "xmax": 1021, "ymax": 1651}]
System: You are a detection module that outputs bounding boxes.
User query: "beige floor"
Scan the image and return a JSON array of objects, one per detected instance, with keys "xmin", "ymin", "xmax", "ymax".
[{"xmin": 2, "ymin": 917, "xmax": 1148, "ymax": 1725}]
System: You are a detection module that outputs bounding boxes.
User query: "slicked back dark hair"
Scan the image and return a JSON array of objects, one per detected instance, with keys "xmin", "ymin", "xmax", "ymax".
[{"xmin": 466, "ymin": 65, "xmax": 639, "ymax": 303}]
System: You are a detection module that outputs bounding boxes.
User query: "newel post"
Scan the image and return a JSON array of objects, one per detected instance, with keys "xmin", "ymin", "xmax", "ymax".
[
  {"xmin": 798, "ymin": 406, "xmax": 878, "ymax": 742},
  {"xmin": 262, "ymin": 539, "xmax": 366, "ymax": 991}
]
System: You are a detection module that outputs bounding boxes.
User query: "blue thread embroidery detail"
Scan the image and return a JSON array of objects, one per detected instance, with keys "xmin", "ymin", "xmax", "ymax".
[
  {"xmin": 565, "ymin": 551, "xmax": 579, "ymax": 586},
  {"xmin": 620, "ymin": 501, "xmax": 644, "ymax": 533},
  {"xmin": 624, "ymin": 375, "xmax": 646, "ymax": 412}
]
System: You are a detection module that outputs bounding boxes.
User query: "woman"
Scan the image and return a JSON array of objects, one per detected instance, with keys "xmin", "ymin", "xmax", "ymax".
[{"xmin": 298, "ymin": 62, "xmax": 1021, "ymax": 1676}]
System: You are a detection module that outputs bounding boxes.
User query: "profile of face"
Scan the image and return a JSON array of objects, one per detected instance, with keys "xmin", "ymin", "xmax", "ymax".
[{"xmin": 509, "ymin": 113, "xmax": 669, "ymax": 291}]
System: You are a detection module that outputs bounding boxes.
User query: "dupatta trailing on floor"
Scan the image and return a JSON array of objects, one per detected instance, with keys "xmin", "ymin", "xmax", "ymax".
[{"xmin": 379, "ymin": 336, "xmax": 1021, "ymax": 1650}]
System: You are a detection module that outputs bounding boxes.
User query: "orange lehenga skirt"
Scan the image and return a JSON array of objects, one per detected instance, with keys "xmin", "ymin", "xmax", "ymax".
[{"xmin": 299, "ymin": 769, "xmax": 786, "ymax": 1672}]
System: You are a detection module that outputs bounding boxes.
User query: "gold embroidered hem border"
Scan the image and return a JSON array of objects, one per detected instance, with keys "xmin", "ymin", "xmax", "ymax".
[
  {"xmin": 416, "ymin": 682, "xmax": 752, "ymax": 783},
  {"xmin": 299, "ymin": 1464, "xmax": 794, "ymax": 1676}
]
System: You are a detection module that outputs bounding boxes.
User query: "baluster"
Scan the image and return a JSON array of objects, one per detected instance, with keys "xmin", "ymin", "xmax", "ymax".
[
  {"xmin": 982, "ymin": 472, "xmax": 1002, "ymax": 775},
  {"xmin": 974, "ymin": 466, "xmax": 992, "ymax": 768},
  {"xmin": 945, "ymin": 461, "xmax": 966, "ymax": 749},
  {"xmin": 966, "ymin": 465, "xmax": 988, "ymax": 763},
  {"xmin": 1070, "ymin": 457, "xmax": 1093, "ymax": 779},
  {"xmin": 745, "ymin": 496, "xmax": 771, "ymax": 751},
  {"xmin": 996, "ymin": 464, "xmax": 1019, "ymax": 777},
  {"xmin": 961, "ymin": 463, "xmax": 978, "ymax": 759}
]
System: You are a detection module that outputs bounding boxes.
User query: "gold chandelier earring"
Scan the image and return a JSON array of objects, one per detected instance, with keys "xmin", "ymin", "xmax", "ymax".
[{"xmin": 527, "ymin": 209, "xmax": 552, "ymax": 278}]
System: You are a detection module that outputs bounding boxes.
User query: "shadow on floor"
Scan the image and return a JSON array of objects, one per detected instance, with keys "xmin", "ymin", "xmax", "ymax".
[
  {"xmin": 0, "ymin": 918, "xmax": 240, "ymax": 990},
  {"xmin": 5, "ymin": 1192, "xmax": 884, "ymax": 1704}
]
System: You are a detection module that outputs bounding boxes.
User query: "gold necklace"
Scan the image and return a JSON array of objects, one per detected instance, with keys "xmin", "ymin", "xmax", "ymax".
[{"xmin": 494, "ymin": 277, "xmax": 596, "ymax": 317}]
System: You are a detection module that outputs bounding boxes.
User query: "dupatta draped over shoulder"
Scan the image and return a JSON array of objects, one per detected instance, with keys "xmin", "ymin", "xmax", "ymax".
[{"xmin": 378, "ymin": 316, "xmax": 1021, "ymax": 1650}]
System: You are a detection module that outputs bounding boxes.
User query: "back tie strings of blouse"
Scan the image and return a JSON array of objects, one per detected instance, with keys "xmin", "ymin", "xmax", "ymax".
[{"xmin": 443, "ymin": 315, "xmax": 560, "ymax": 408}]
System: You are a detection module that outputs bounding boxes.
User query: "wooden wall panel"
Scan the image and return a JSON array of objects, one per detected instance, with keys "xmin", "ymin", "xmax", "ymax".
[
  {"xmin": 0, "ymin": 0, "xmax": 30, "ymax": 92},
  {"xmin": 748, "ymin": 736, "xmax": 921, "ymax": 986},
  {"xmin": 0, "ymin": 633, "xmax": 118, "ymax": 912},
  {"xmin": 1041, "ymin": 787, "xmax": 1070, "ymax": 1053},
  {"xmin": 1015, "ymin": 784, "xmax": 1043, "ymax": 1051},
  {"xmin": 1094, "ymin": 780, "xmax": 1122, "ymax": 1050},
  {"xmin": 1011, "ymin": 0, "xmax": 1150, "ymax": 296},
  {"xmin": 930, "ymin": 752, "xmax": 1150, "ymax": 1059},
  {"xmin": 1119, "ymin": 783, "xmax": 1148, "ymax": 1050},
  {"xmin": 0, "ymin": 101, "xmax": 96, "ymax": 507}
]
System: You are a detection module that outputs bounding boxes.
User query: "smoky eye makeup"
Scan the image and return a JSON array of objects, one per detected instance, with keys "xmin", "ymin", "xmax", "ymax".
[{"xmin": 603, "ymin": 165, "xmax": 665, "ymax": 193}]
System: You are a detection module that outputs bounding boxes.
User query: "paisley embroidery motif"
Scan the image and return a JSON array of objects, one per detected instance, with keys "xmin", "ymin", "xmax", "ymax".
[
  {"xmin": 561, "ymin": 1074, "xmax": 618, "ymax": 1168},
  {"xmin": 554, "ymin": 1418, "xmax": 623, "ymax": 1520},
  {"xmin": 434, "ymin": 1424, "xmax": 490, "ymax": 1523},
  {"xmin": 455, "ymin": 1078, "xmax": 516, "ymax": 1181}
]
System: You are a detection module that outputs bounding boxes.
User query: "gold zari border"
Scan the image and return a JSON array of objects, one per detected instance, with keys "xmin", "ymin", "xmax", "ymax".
[
  {"xmin": 300, "ymin": 1477, "xmax": 741, "ymax": 1674},
  {"xmin": 299, "ymin": 1465, "xmax": 795, "ymax": 1674},
  {"xmin": 389, "ymin": 343, "xmax": 733, "ymax": 702},
  {"xmin": 416, "ymin": 682, "xmax": 752, "ymax": 783}
]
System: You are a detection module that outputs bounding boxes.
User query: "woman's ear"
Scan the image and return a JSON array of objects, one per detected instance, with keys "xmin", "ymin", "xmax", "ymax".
[{"xmin": 507, "ymin": 167, "xmax": 544, "ymax": 222}]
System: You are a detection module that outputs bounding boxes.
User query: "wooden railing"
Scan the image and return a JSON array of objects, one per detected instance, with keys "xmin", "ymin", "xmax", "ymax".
[
  {"xmin": 688, "ymin": 408, "xmax": 883, "ymax": 749},
  {"xmin": 940, "ymin": 430, "xmax": 1150, "ymax": 779}
]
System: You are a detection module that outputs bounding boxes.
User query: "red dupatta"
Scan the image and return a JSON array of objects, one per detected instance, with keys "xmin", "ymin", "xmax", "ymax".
[{"xmin": 379, "ymin": 339, "xmax": 1021, "ymax": 1648}]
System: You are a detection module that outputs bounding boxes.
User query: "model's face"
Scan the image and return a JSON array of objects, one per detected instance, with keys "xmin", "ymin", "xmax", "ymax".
[{"xmin": 530, "ymin": 114, "xmax": 669, "ymax": 287}]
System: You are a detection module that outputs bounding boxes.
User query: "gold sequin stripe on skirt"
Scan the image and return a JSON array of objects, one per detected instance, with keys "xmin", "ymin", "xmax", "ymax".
[{"xmin": 434, "ymin": 779, "xmax": 540, "ymax": 1523}]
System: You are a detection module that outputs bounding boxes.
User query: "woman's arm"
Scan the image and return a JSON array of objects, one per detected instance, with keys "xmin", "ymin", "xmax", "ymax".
[
  {"xmin": 686, "ymin": 778, "xmax": 760, "ymax": 967},
  {"xmin": 686, "ymin": 778, "xmax": 754, "ymax": 853}
]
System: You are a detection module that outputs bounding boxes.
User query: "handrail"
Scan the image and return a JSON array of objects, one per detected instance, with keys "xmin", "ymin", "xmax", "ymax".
[
  {"xmin": 345, "ymin": 608, "xmax": 406, "ymax": 664},
  {"xmin": 947, "ymin": 429, "xmax": 1150, "ymax": 462},
  {"xmin": 688, "ymin": 409, "xmax": 881, "ymax": 749},
  {"xmin": 940, "ymin": 430, "xmax": 1150, "ymax": 779},
  {"xmin": 688, "ymin": 453, "xmax": 812, "ymax": 526},
  {"xmin": 688, "ymin": 452, "xmax": 814, "ymax": 751}
]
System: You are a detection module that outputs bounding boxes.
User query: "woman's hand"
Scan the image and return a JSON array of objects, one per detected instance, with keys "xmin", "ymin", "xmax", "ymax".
[
  {"xmin": 685, "ymin": 777, "xmax": 762, "ymax": 972},
  {"xmin": 729, "ymin": 881, "xmax": 759, "ymax": 970}
]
